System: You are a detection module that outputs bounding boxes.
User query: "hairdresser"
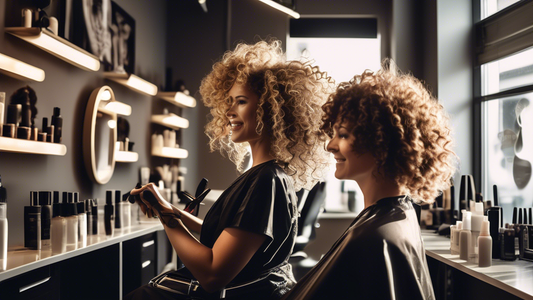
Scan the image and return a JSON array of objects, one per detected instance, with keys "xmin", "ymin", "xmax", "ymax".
[
  {"xmin": 125, "ymin": 40, "xmax": 333, "ymax": 300},
  {"xmin": 282, "ymin": 59, "xmax": 457, "ymax": 300}
]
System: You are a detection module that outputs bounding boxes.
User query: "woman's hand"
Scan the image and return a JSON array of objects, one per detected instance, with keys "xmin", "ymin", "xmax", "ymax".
[{"xmin": 130, "ymin": 183, "xmax": 176, "ymax": 220}]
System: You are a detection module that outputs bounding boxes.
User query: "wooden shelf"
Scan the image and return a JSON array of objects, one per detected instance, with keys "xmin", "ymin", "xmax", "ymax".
[
  {"xmin": 0, "ymin": 137, "xmax": 67, "ymax": 156},
  {"xmin": 151, "ymin": 147, "xmax": 188, "ymax": 159},
  {"xmin": 151, "ymin": 114, "xmax": 189, "ymax": 130},
  {"xmin": 157, "ymin": 91, "xmax": 196, "ymax": 108},
  {"xmin": 0, "ymin": 52, "xmax": 45, "ymax": 82},
  {"xmin": 115, "ymin": 150, "xmax": 138, "ymax": 162},
  {"xmin": 5, "ymin": 27, "xmax": 100, "ymax": 72},
  {"xmin": 104, "ymin": 72, "xmax": 158, "ymax": 96}
]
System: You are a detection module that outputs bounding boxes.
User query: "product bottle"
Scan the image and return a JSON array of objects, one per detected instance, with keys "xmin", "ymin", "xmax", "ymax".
[
  {"xmin": 105, "ymin": 191, "xmax": 115, "ymax": 237},
  {"xmin": 470, "ymin": 202, "xmax": 485, "ymax": 262},
  {"xmin": 0, "ymin": 175, "xmax": 7, "ymax": 270},
  {"xmin": 500, "ymin": 224, "xmax": 517, "ymax": 261},
  {"xmin": 91, "ymin": 199, "xmax": 99, "ymax": 236},
  {"xmin": 450, "ymin": 221, "xmax": 462, "ymax": 255},
  {"xmin": 478, "ymin": 218, "xmax": 492, "ymax": 267},
  {"xmin": 115, "ymin": 190, "xmax": 123, "ymax": 230},
  {"xmin": 85, "ymin": 199, "xmax": 92, "ymax": 238},
  {"xmin": 75, "ymin": 193, "xmax": 87, "ymax": 248},
  {"xmin": 122, "ymin": 193, "xmax": 131, "ymax": 232},
  {"xmin": 63, "ymin": 192, "xmax": 78, "ymax": 251},
  {"xmin": 24, "ymin": 192, "xmax": 41, "ymax": 250},
  {"xmin": 51, "ymin": 191, "xmax": 66, "ymax": 255},
  {"xmin": 51, "ymin": 107, "xmax": 62, "ymax": 143},
  {"xmin": 38, "ymin": 191, "xmax": 52, "ymax": 252},
  {"xmin": 459, "ymin": 211, "xmax": 472, "ymax": 261}
]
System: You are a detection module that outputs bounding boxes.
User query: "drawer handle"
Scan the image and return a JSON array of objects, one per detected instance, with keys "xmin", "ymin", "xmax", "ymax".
[
  {"xmin": 142, "ymin": 240, "xmax": 155, "ymax": 248},
  {"xmin": 19, "ymin": 277, "xmax": 51, "ymax": 293},
  {"xmin": 142, "ymin": 260, "xmax": 151, "ymax": 268}
]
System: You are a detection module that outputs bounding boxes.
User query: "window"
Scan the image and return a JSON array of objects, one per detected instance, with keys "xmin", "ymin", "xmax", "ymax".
[
  {"xmin": 287, "ymin": 17, "xmax": 380, "ymax": 213},
  {"xmin": 477, "ymin": 0, "xmax": 533, "ymax": 223}
]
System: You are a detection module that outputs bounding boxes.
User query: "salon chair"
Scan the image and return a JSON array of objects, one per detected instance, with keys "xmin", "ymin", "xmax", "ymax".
[{"xmin": 289, "ymin": 181, "xmax": 327, "ymax": 281}]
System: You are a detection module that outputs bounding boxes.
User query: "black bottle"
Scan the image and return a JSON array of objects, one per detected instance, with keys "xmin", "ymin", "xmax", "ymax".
[
  {"xmin": 24, "ymin": 191, "xmax": 41, "ymax": 250},
  {"xmin": 115, "ymin": 190, "xmax": 122, "ymax": 229},
  {"xmin": 105, "ymin": 191, "xmax": 114, "ymax": 237},
  {"xmin": 51, "ymin": 107, "xmax": 62, "ymax": 143}
]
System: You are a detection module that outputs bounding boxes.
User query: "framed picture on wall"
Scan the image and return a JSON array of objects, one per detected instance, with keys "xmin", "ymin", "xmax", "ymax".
[{"xmin": 64, "ymin": 0, "xmax": 135, "ymax": 74}]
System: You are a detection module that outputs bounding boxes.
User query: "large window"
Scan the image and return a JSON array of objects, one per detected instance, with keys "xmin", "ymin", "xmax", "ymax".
[
  {"xmin": 287, "ymin": 17, "xmax": 381, "ymax": 213},
  {"xmin": 477, "ymin": 0, "xmax": 533, "ymax": 223}
]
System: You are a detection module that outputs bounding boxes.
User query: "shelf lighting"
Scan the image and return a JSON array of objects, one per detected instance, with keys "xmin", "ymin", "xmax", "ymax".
[
  {"xmin": 257, "ymin": 0, "xmax": 300, "ymax": 19},
  {"xmin": 0, "ymin": 53, "xmax": 45, "ymax": 82},
  {"xmin": 104, "ymin": 72, "xmax": 158, "ymax": 96},
  {"xmin": 0, "ymin": 137, "xmax": 67, "ymax": 156},
  {"xmin": 104, "ymin": 101, "xmax": 132, "ymax": 116},
  {"xmin": 152, "ymin": 147, "xmax": 188, "ymax": 159},
  {"xmin": 151, "ymin": 114, "xmax": 189, "ymax": 129},
  {"xmin": 158, "ymin": 91, "xmax": 196, "ymax": 108},
  {"xmin": 6, "ymin": 27, "xmax": 100, "ymax": 71}
]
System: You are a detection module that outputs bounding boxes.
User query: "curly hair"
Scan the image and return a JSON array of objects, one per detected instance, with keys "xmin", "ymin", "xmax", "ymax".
[
  {"xmin": 199, "ymin": 40, "xmax": 334, "ymax": 191},
  {"xmin": 322, "ymin": 59, "xmax": 458, "ymax": 203}
]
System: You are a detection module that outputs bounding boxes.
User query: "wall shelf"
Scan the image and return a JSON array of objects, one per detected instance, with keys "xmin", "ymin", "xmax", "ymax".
[
  {"xmin": 0, "ymin": 137, "xmax": 67, "ymax": 156},
  {"xmin": 115, "ymin": 150, "xmax": 138, "ymax": 162},
  {"xmin": 0, "ymin": 52, "xmax": 45, "ymax": 82},
  {"xmin": 5, "ymin": 27, "xmax": 100, "ymax": 72},
  {"xmin": 104, "ymin": 72, "xmax": 158, "ymax": 96},
  {"xmin": 157, "ymin": 91, "xmax": 196, "ymax": 108},
  {"xmin": 151, "ymin": 114, "xmax": 189, "ymax": 130},
  {"xmin": 152, "ymin": 147, "xmax": 188, "ymax": 159}
]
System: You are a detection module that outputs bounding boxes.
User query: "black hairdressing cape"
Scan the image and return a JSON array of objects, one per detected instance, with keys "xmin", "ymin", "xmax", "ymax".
[{"xmin": 282, "ymin": 196, "xmax": 435, "ymax": 300}]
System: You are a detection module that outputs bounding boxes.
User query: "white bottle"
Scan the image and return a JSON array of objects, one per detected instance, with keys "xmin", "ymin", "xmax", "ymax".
[
  {"xmin": 470, "ymin": 202, "xmax": 485, "ymax": 262},
  {"xmin": 450, "ymin": 221, "xmax": 463, "ymax": 255},
  {"xmin": 0, "ymin": 177, "xmax": 7, "ymax": 271},
  {"xmin": 122, "ymin": 196, "xmax": 131, "ymax": 233},
  {"xmin": 63, "ymin": 192, "xmax": 78, "ymax": 251},
  {"xmin": 478, "ymin": 217, "xmax": 492, "ymax": 267},
  {"xmin": 76, "ymin": 195, "xmax": 87, "ymax": 248},
  {"xmin": 459, "ymin": 211, "xmax": 472, "ymax": 261},
  {"xmin": 51, "ymin": 191, "xmax": 67, "ymax": 255}
]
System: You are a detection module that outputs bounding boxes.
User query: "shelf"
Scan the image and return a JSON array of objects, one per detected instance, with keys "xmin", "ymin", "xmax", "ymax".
[
  {"xmin": 0, "ymin": 137, "xmax": 67, "ymax": 156},
  {"xmin": 151, "ymin": 114, "xmax": 189, "ymax": 130},
  {"xmin": 115, "ymin": 150, "xmax": 138, "ymax": 162},
  {"xmin": 0, "ymin": 52, "xmax": 45, "ymax": 82},
  {"xmin": 5, "ymin": 27, "xmax": 100, "ymax": 72},
  {"xmin": 157, "ymin": 91, "xmax": 196, "ymax": 108},
  {"xmin": 152, "ymin": 147, "xmax": 188, "ymax": 159},
  {"xmin": 104, "ymin": 72, "xmax": 158, "ymax": 96}
]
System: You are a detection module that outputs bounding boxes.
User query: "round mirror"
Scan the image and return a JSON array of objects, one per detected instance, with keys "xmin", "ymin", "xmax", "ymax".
[{"xmin": 83, "ymin": 86, "xmax": 118, "ymax": 184}]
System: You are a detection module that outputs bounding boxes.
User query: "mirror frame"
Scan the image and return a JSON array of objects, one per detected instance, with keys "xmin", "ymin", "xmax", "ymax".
[{"xmin": 83, "ymin": 86, "xmax": 118, "ymax": 184}]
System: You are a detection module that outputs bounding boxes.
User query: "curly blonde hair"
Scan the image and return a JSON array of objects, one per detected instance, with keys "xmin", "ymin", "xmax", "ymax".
[
  {"xmin": 322, "ymin": 60, "xmax": 458, "ymax": 203},
  {"xmin": 199, "ymin": 40, "xmax": 334, "ymax": 190}
]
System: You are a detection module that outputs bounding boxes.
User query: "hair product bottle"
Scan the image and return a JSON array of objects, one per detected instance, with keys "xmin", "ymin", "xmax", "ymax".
[
  {"xmin": 75, "ymin": 193, "xmax": 87, "ymax": 248},
  {"xmin": 63, "ymin": 192, "xmax": 78, "ymax": 251},
  {"xmin": 478, "ymin": 218, "xmax": 492, "ymax": 267},
  {"xmin": 91, "ymin": 199, "xmax": 99, "ymax": 236},
  {"xmin": 459, "ymin": 211, "xmax": 472, "ymax": 261},
  {"xmin": 38, "ymin": 191, "xmax": 52, "ymax": 252},
  {"xmin": 51, "ymin": 107, "xmax": 62, "ymax": 143},
  {"xmin": 115, "ymin": 190, "xmax": 123, "ymax": 230},
  {"xmin": 105, "ymin": 191, "xmax": 115, "ymax": 237},
  {"xmin": 0, "ymin": 175, "xmax": 7, "ymax": 270},
  {"xmin": 51, "ymin": 191, "xmax": 66, "ymax": 255},
  {"xmin": 122, "ymin": 193, "xmax": 131, "ymax": 233},
  {"xmin": 24, "ymin": 192, "xmax": 41, "ymax": 250}
]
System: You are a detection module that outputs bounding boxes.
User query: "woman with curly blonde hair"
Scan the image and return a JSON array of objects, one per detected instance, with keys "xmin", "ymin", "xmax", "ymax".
[
  {"xmin": 126, "ymin": 40, "xmax": 332, "ymax": 300},
  {"xmin": 282, "ymin": 60, "xmax": 457, "ymax": 300}
]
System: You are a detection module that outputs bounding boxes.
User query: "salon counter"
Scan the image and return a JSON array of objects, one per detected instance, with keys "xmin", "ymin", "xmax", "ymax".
[
  {"xmin": 422, "ymin": 230, "xmax": 533, "ymax": 300},
  {"xmin": 0, "ymin": 222, "xmax": 167, "ymax": 300}
]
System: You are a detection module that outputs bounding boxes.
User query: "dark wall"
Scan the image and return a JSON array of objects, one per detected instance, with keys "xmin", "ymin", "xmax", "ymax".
[{"xmin": 0, "ymin": 0, "xmax": 167, "ymax": 246}]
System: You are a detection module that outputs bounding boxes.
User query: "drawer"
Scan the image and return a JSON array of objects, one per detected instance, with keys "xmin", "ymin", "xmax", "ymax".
[{"xmin": 0, "ymin": 266, "xmax": 60, "ymax": 300}]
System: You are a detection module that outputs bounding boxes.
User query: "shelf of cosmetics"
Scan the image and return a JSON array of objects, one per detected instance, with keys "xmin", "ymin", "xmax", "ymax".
[
  {"xmin": 0, "ymin": 189, "xmax": 145, "ymax": 272},
  {"xmin": 420, "ymin": 174, "xmax": 533, "ymax": 268},
  {"xmin": 151, "ymin": 130, "xmax": 188, "ymax": 159},
  {"xmin": 0, "ymin": 89, "xmax": 66, "ymax": 156}
]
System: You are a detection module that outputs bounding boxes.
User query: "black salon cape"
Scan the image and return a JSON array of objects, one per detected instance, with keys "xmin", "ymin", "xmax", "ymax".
[
  {"xmin": 124, "ymin": 160, "xmax": 298, "ymax": 300},
  {"xmin": 201, "ymin": 160, "xmax": 298, "ymax": 285},
  {"xmin": 282, "ymin": 196, "xmax": 435, "ymax": 300}
]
